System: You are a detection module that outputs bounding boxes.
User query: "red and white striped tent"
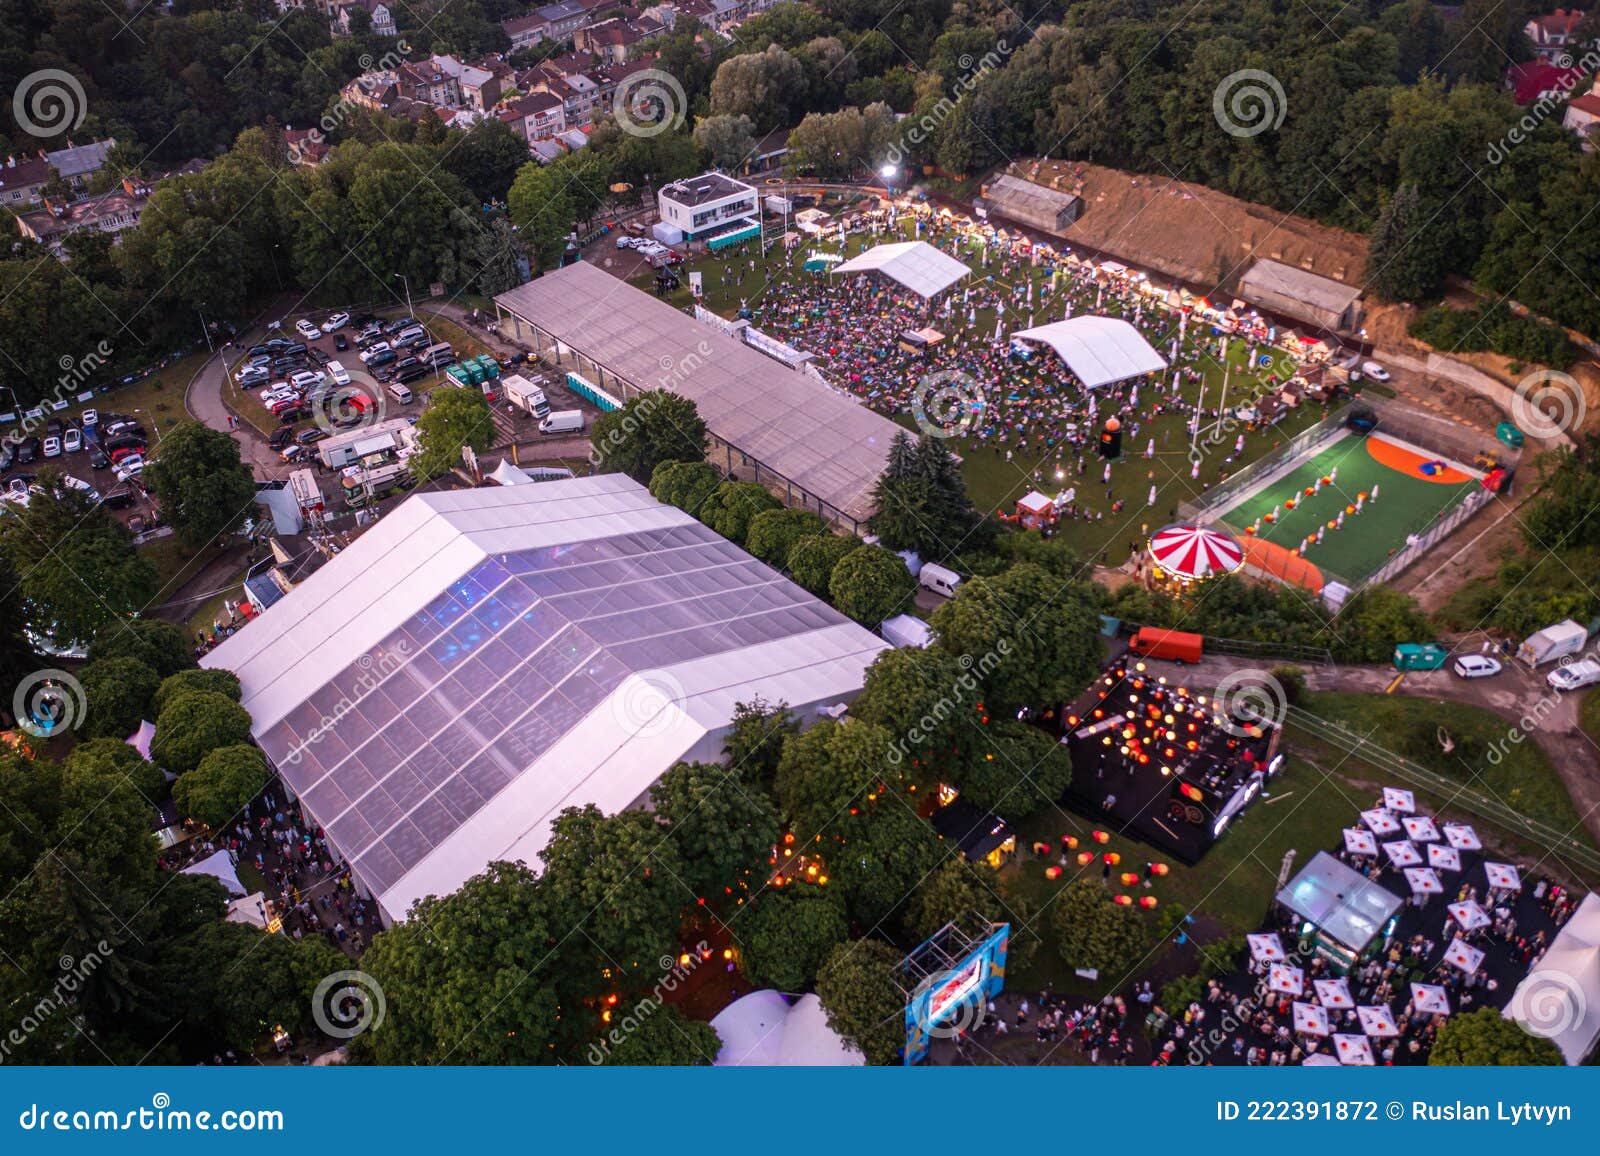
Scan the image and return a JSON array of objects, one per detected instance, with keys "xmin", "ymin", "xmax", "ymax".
[{"xmin": 1148, "ymin": 524, "xmax": 1245, "ymax": 581}]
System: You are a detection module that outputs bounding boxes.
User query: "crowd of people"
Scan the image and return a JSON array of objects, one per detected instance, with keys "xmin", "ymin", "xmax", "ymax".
[{"xmin": 158, "ymin": 789, "xmax": 376, "ymax": 956}]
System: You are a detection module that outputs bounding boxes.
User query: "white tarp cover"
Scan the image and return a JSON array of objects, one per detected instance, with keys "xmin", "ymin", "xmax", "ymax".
[
  {"xmin": 1012, "ymin": 316, "xmax": 1169, "ymax": 389},
  {"xmin": 711, "ymin": 990, "xmax": 864, "ymax": 1066},
  {"xmin": 1292, "ymin": 1001, "xmax": 1329, "ymax": 1035},
  {"xmin": 1428, "ymin": 844, "xmax": 1462, "ymax": 871},
  {"xmin": 880, "ymin": 614, "xmax": 933, "ymax": 649},
  {"xmin": 1360, "ymin": 809, "xmax": 1401, "ymax": 835},
  {"xmin": 832, "ymin": 241, "xmax": 972, "ymax": 299},
  {"xmin": 182, "ymin": 849, "xmax": 246, "ymax": 897},
  {"xmin": 1448, "ymin": 900, "xmax": 1490, "ymax": 931},
  {"xmin": 1404, "ymin": 867, "xmax": 1443, "ymax": 894},
  {"xmin": 1342, "ymin": 828, "xmax": 1378, "ymax": 856},
  {"xmin": 126, "ymin": 719, "xmax": 155, "ymax": 761},
  {"xmin": 1247, "ymin": 933, "xmax": 1286, "ymax": 962},
  {"xmin": 1485, "ymin": 862, "xmax": 1523, "ymax": 890},
  {"xmin": 1506, "ymin": 893, "xmax": 1600, "ymax": 1064},
  {"xmin": 1444, "ymin": 823, "xmax": 1482, "ymax": 851},
  {"xmin": 1268, "ymin": 964, "xmax": 1305, "ymax": 995},
  {"xmin": 1314, "ymin": 978, "xmax": 1354, "ymax": 1009},
  {"xmin": 227, "ymin": 892, "xmax": 270, "ymax": 929}
]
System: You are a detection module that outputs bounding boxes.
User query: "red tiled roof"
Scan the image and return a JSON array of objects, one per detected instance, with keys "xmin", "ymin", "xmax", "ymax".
[
  {"xmin": 1567, "ymin": 92, "xmax": 1600, "ymax": 117},
  {"xmin": 1508, "ymin": 60, "xmax": 1586, "ymax": 104}
]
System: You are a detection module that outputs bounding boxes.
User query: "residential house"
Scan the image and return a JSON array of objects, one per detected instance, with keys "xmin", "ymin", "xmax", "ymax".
[
  {"xmin": 15, "ymin": 177, "xmax": 152, "ymax": 257},
  {"xmin": 0, "ymin": 155, "xmax": 53, "ymax": 209},
  {"xmin": 430, "ymin": 55, "xmax": 503, "ymax": 110},
  {"xmin": 329, "ymin": 0, "xmax": 398, "ymax": 36},
  {"xmin": 1527, "ymin": 9, "xmax": 1589, "ymax": 60},
  {"xmin": 285, "ymin": 127, "xmax": 331, "ymax": 167},
  {"xmin": 497, "ymin": 91, "xmax": 568, "ymax": 144},
  {"xmin": 574, "ymin": 16, "xmax": 645, "ymax": 63},
  {"xmin": 1563, "ymin": 88, "xmax": 1600, "ymax": 143},
  {"xmin": 1505, "ymin": 58, "xmax": 1587, "ymax": 104},
  {"xmin": 44, "ymin": 138, "xmax": 117, "ymax": 193}
]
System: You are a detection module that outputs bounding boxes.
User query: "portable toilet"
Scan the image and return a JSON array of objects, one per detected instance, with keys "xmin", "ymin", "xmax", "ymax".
[
  {"xmin": 464, "ymin": 359, "xmax": 487, "ymax": 386},
  {"xmin": 1392, "ymin": 643, "xmax": 1448, "ymax": 671},
  {"xmin": 1496, "ymin": 421, "xmax": 1525, "ymax": 449},
  {"xmin": 473, "ymin": 354, "xmax": 501, "ymax": 381},
  {"xmin": 446, "ymin": 364, "xmax": 472, "ymax": 389}
]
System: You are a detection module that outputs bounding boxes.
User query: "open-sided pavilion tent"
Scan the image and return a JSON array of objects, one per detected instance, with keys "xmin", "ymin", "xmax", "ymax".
[
  {"xmin": 201, "ymin": 476, "xmax": 888, "ymax": 923},
  {"xmin": 831, "ymin": 240, "xmax": 972, "ymax": 299},
  {"xmin": 1276, "ymin": 850, "xmax": 1404, "ymax": 956},
  {"xmin": 1011, "ymin": 316, "xmax": 1168, "ymax": 388},
  {"xmin": 496, "ymin": 262, "xmax": 905, "ymax": 528}
]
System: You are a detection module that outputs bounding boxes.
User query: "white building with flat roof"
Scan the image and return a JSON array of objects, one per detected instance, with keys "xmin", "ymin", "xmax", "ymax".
[{"xmin": 657, "ymin": 171, "xmax": 759, "ymax": 242}]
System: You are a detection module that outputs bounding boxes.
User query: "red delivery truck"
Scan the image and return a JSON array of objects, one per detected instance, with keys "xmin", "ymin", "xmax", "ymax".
[{"xmin": 1128, "ymin": 627, "xmax": 1204, "ymax": 664}]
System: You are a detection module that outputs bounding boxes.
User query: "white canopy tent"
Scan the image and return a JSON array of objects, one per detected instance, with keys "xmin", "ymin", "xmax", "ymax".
[
  {"xmin": 182, "ymin": 849, "xmax": 247, "ymax": 897},
  {"xmin": 1011, "ymin": 317, "xmax": 1168, "ymax": 389},
  {"xmin": 832, "ymin": 241, "xmax": 972, "ymax": 299},
  {"xmin": 710, "ymin": 991, "xmax": 864, "ymax": 1066},
  {"xmin": 1506, "ymin": 892, "xmax": 1600, "ymax": 1064},
  {"xmin": 1315, "ymin": 978, "xmax": 1354, "ymax": 1009},
  {"xmin": 487, "ymin": 459, "xmax": 535, "ymax": 487}
]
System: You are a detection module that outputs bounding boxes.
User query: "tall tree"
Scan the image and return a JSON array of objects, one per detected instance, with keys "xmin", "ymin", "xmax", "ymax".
[
  {"xmin": 815, "ymin": 939, "xmax": 905, "ymax": 1064},
  {"xmin": 143, "ymin": 421, "xmax": 259, "ymax": 548},
  {"xmin": 411, "ymin": 386, "xmax": 495, "ymax": 480},
  {"xmin": 651, "ymin": 760, "xmax": 780, "ymax": 902},
  {"xmin": 591, "ymin": 392, "xmax": 708, "ymax": 484}
]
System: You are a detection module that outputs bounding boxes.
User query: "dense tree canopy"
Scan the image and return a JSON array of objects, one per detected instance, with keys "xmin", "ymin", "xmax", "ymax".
[
  {"xmin": 650, "ymin": 760, "xmax": 780, "ymax": 902},
  {"xmin": 738, "ymin": 888, "xmax": 851, "ymax": 992},
  {"xmin": 410, "ymin": 386, "xmax": 495, "ymax": 480},
  {"xmin": 591, "ymin": 392, "xmax": 709, "ymax": 485},
  {"xmin": 1430, "ymin": 1007, "xmax": 1564, "ymax": 1066},
  {"xmin": 142, "ymin": 421, "xmax": 259, "ymax": 548},
  {"xmin": 151, "ymin": 691, "xmax": 253, "ymax": 774},
  {"xmin": 815, "ymin": 939, "xmax": 905, "ymax": 1064}
]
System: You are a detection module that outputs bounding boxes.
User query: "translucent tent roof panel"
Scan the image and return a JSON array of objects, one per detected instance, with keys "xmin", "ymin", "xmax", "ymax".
[
  {"xmin": 210, "ymin": 477, "xmax": 889, "ymax": 919},
  {"xmin": 1275, "ymin": 851, "xmax": 1404, "ymax": 953},
  {"xmin": 1012, "ymin": 316, "xmax": 1169, "ymax": 389},
  {"xmin": 832, "ymin": 240, "xmax": 972, "ymax": 299}
]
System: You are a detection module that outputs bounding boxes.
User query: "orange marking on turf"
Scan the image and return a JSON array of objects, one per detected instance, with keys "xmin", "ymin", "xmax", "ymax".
[
  {"xmin": 1240, "ymin": 538, "xmax": 1325, "ymax": 595},
  {"xmin": 1365, "ymin": 435, "xmax": 1472, "ymax": 483}
]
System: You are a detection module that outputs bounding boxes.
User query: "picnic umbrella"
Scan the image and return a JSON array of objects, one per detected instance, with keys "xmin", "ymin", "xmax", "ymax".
[
  {"xmin": 1357, "ymin": 1005, "xmax": 1400, "ymax": 1037},
  {"xmin": 1303, "ymin": 1053, "xmax": 1341, "ymax": 1067},
  {"xmin": 1268, "ymin": 963, "xmax": 1306, "ymax": 995},
  {"xmin": 1293, "ymin": 1001, "xmax": 1331, "ymax": 1036},
  {"xmin": 1427, "ymin": 843, "xmax": 1462, "ymax": 871},
  {"xmin": 1361, "ymin": 809, "xmax": 1401, "ymax": 835},
  {"xmin": 1343, "ymin": 828, "xmax": 1379, "ymax": 856},
  {"xmin": 1484, "ymin": 862, "xmax": 1522, "ymax": 890},
  {"xmin": 1247, "ymin": 933, "xmax": 1287, "ymax": 963},
  {"xmin": 1382, "ymin": 840, "xmax": 1423, "ymax": 867},
  {"xmin": 1383, "ymin": 787, "xmax": 1416, "ymax": 813},
  {"xmin": 1404, "ymin": 867, "xmax": 1443, "ymax": 895},
  {"xmin": 1402, "ymin": 816, "xmax": 1441, "ymax": 842},
  {"xmin": 1314, "ymin": 977, "xmax": 1354, "ymax": 1009},
  {"xmin": 1334, "ymin": 1033, "xmax": 1376, "ymax": 1065},
  {"xmin": 1410, "ymin": 983, "xmax": 1452, "ymax": 1016},
  {"xmin": 1443, "ymin": 823, "xmax": 1482, "ymax": 851},
  {"xmin": 1443, "ymin": 937, "xmax": 1486, "ymax": 973},
  {"xmin": 1447, "ymin": 899, "xmax": 1491, "ymax": 931}
]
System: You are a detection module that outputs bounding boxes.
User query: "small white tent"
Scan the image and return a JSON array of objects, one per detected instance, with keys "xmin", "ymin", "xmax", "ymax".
[
  {"xmin": 182, "ymin": 849, "xmax": 247, "ymax": 897},
  {"xmin": 710, "ymin": 990, "xmax": 864, "ymax": 1066}
]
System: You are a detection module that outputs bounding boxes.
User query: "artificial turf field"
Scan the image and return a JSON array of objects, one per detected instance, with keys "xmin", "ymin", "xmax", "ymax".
[{"xmin": 1214, "ymin": 431, "xmax": 1477, "ymax": 587}]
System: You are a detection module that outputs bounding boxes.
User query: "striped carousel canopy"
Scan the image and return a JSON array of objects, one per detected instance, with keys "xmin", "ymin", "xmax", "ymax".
[{"xmin": 1148, "ymin": 524, "xmax": 1245, "ymax": 580}]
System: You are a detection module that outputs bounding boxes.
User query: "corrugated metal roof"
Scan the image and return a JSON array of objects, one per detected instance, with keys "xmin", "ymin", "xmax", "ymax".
[{"xmin": 1239, "ymin": 259, "xmax": 1361, "ymax": 315}]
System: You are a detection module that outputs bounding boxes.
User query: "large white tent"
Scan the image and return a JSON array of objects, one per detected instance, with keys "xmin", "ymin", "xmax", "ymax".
[
  {"xmin": 1012, "ymin": 316, "xmax": 1168, "ymax": 388},
  {"xmin": 203, "ymin": 476, "xmax": 889, "ymax": 923},
  {"xmin": 832, "ymin": 240, "xmax": 971, "ymax": 299},
  {"xmin": 1506, "ymin": 891, "xmax": 1600, "ymax": 1064},
  {"xmin": 182, "ymin": 849, "xmax": 247, "ymax": 897},
  {"xmin": 710, "ymin": 991, "xmax": 864, "ymax": 1066}
]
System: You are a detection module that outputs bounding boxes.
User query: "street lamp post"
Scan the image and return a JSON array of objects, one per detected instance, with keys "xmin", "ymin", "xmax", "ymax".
[{"xmin": 394, "ymin": 273, "xmax": 414, "ymax": 319}]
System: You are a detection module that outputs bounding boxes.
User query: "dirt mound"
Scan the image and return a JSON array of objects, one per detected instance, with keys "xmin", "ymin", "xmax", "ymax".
[{"xmin": 1016, "ymin": 159, "xmax": 1368, "ymax": 290}]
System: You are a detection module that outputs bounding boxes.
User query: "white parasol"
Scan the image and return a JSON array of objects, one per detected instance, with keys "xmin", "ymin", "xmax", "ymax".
[
  {"xmin": 1383, "ymin": 840, "xmax": 1423, "ymax": 867},
  {"xmin": 1293, "ymin": 1001, "xmax": 1330, "ymax": 1036},
  {"xmin": 1303, "ymin": 1053, "xmax": 1341, "ymax": 1066},
  {"xmin": 1443, "ymin": 937, "xmax": 1486, "ymax": 973},
  {"xmin": 1247, "ymin": 933, "xmax": 1287, "ymax": 963},
  {"xmin": 1443, "ymin": 823, "xmax": 1482, "ymax": 851},
  {"xmin": 1383, "ymin": 788, "xmax": 1416, "ymax": 813},
  {"xmin": 1402, "ymin": 816, "xmax": 1441, "ymax": 842},
  {"xmin": 1447, "ymin": 899, "xmax": 1491, "ymax": 931},
  {"xmin": 1268, "ymin": 963, "xmax": 1306, "ymax": 995},
  {"xmin": 1484, "ymin": 862, "xmax": 1522, "ymax": 890},
  {"xmin": 1356, "ymin": 1005, "xmax": 1400, "ymax": 1038},
  {"xmin": 1343, "ymin": 828, "xmax": 1379, "ymax": 856},
  {"xmin": 1314, "ymin": 977, "xmax": 1354, "ymax": 1009},
  {"xmin": 1404, "ymin": 867, "xmax": 1443, "ymax": 894},
  {"xmin": 1410, "ymin": 983, "xmax": 1452, "ymax": 1016},
  {"xmin": 1333, "ymin": 1033, "xmax": 1376, "ymax": 1065},
  {"xmin": 1427, "ymin": 844, "xmax": 1462, "ymax": 871},
  {"xmin": 1361, "ymin": 809, "xmax": 1401, "ymax": 835}
]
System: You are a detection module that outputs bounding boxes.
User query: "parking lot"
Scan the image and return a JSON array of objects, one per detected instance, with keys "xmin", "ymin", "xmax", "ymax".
[{"xmin": 1, "ymin": 406, "xmax": 162, "ymax": 531}]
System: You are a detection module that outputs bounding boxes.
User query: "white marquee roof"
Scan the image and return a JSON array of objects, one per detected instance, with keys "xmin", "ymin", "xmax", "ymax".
[
  {"xmin": 833, "ymin": 240, "xmax": 971, "ymax": 299},
  {"xmin": 711, "ymin": 991, "xmax": 864, "ymax": 1066},
  {"xmin": 203, "ymin": 476, "xmax": 888, "ymax": 921},
  {"xmin": 1507, "ymin": 892, "xmax": 1600, "ymax": 1064},
  {"xmin": 1012, "ymin": 316, "xmax": 1169, "ymax": 388}
]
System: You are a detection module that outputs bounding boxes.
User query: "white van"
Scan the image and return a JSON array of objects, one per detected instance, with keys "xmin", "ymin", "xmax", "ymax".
[
  {"xmin": 919, "ymin": 562, "xmax": 962, "ymax": 599},
  {"xmin": 539, "ymin": 410, "xmax": 585, "ymax": 435},
  {"xmin": 387, "ymin": 382, "xmax": 414, "ymax": 405},
  {"xmin": 327, "ymin": 360, "xmax": 351, "ymax": 386},
  {"xmin": 1548, "ymin": 659, "xmax": 1600, "ymax": 691}
]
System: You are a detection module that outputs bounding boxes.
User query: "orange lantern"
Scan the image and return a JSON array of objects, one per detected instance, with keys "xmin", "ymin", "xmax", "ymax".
[
  {"xmin": 1113, "ymin": 894, "xmax": 1133, "ymax": 906},
  {"xmin": 1063, "ymin": 835, "xmax": 1079, "ymax": 850},
  {"xmin": 1120, "ymin": 872, "xmax": 1140, "ymax": 886},
  {"xmin": 1091, "ymin": 829, "xmax": 1110, "ymax": 844},
  {"xmin": 1105, "ymin": 852, "xmax": 1121, "ymax": 865},
  {"xmin": 1140, "ymin": 896, "xmax": 1159, "ymax": 909},
  {"xmin": 1045, "ymin": 866, "xmax": 1062, "ymax": 880},
  {"xmin": 1152, "ymin": 862, "xmax": 1170, "ymax": 877},
  {"xmin": 1077, "ymin": 851, "xmax": 1094, "ymax": 865}
]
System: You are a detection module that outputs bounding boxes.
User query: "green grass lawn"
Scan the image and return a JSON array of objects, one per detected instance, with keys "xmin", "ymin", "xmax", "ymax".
[
  {"xmin": 637, "ymin": 214, "xmax": 1330, "ymax": 564},
  {"xmin": 1215, "ymin": 432, "xmax": 1475, "ymax": 584},
  {"xmin": 1301, "ymin": 691, "xmax": 1594, "ymax": 849}
]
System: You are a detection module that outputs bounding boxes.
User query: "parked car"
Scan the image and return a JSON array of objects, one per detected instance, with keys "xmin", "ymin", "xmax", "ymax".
[
  {"xmin": 359, "ymin": 342, "xmax": 391, "ymax": 363},
  {"xmin": 261, "ymin": 386, "xmax": 295, "ymax": 404},
  {"xmin": 268, "ymin": 426, "xmax": 295, "ymax": 448},
  {"xmin": 327, "ymin": 360, "xmax": 351, "ymax": 386},
  {"xmin": 109, "ymin": 443, "xmax": 145, "ymax": 463},
  {"xmin": 61, "ymin": 427, "xmax": 82, "ymax": 453},
  {"xmin": 101, "ymin": 485, "xmax": 137, "ymax": 510},
  {"xmin": 296, "ymin": 427, "xmax": 329, "ymax": 446},
  {"xmin": 16, "ymin": 437, "xmax": 39, "ymax": 464},
  {"xmin": 36, "ymin": 436, "xmax": 57, "ymax": 460},
  {"xmin": 279, "ymin": 443, "xmax": 305, "ymax": 463},
  {"xmin": 236, "ymin": 365, "xmax": 270, "ymax": 387},
  {"xmin": 308, "ymin": 348, "xmax": 331, "ymax": 367},
  {"xmin": 277, "ymin": 403, "xmax": 311, "ymax": 424},
  {"xmin": 1549, "ymin": 659, "xmax": 1600, "ymax": 691},
  {"xmin": 295, "ymin": 319, "xmax": 322, "ymax": 340},
  {"xmin": 1451, "ymin": 655, "xmax": 1502, "ymax": 679},
  {"xmin": 80, "ymin": 408, "xmax": 98, "ymax": 429},
  {"xmin": 113, "ymin": 454, "xmax": 145, "ymax": 479},
  {"xmin": 88, "ymin": 446, "xmax": 110, "ymax": 470},
  {"xmin": 334, "ymin": 334, "xmax": 349, "ymax": 351},
  {"xmin": 324, "ymin": 311, "xmax": 350, "ymax": 331},
  {"xmin": 384, "ymin": 316, "xmax": 419, "ymax": 334},
  {"xmin": 356, "ymin": 324, "xmax": 384, "ymax": 344},
  {"xmin": 7, "ymin": 475, "xmax": 32, "ymax": 497},
  {"xmin": 103, "ymin": 420, "xmax": 146, "ymax": 440},
  {"xmin": 1362, "ymin": 361, "xmax": 1390, "ymax": 382},
  {"xmin": 364, "ymin": 348, "xmax": 397, "ymax": 369},
  {"xmin": 290, "ymin": 370, "xmax": 326, "ymax": 391}
]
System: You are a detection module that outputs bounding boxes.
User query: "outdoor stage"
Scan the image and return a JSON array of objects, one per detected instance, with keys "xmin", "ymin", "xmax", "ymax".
[{"xmin": 1057, "ymin": 660, "xmax": 1280, "ymax": 864}]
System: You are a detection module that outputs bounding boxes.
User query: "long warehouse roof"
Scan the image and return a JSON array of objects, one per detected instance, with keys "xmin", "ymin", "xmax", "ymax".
[{"xmin": 496, "ymin": 262, "xmax": 903, "ymax": 523}]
